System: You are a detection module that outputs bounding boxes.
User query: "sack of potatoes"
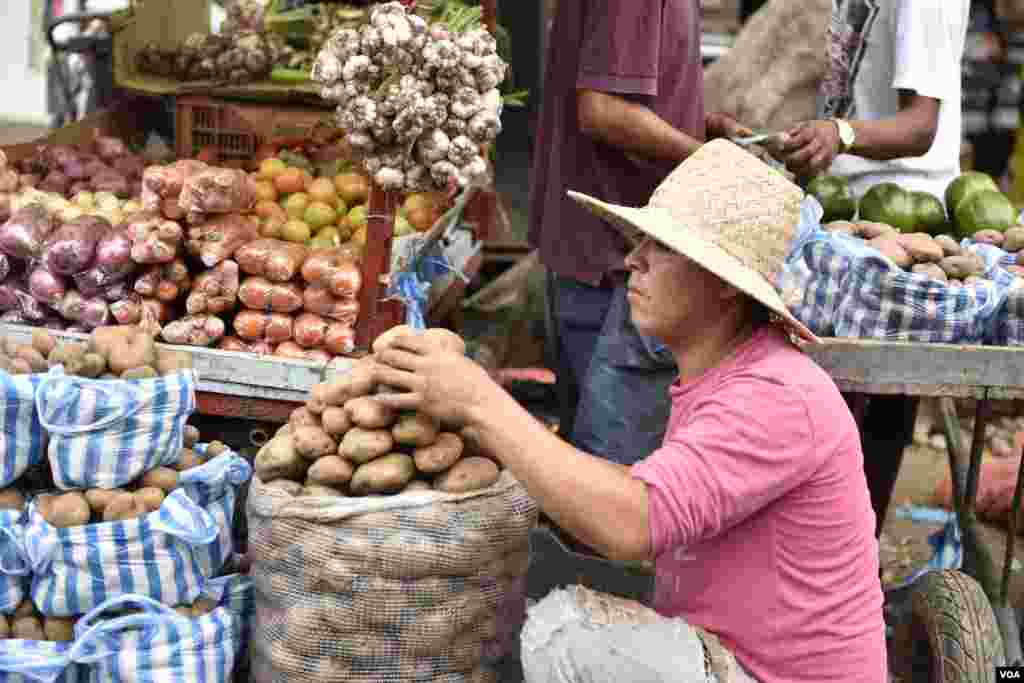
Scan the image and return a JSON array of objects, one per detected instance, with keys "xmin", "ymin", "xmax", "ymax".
[
  {"xmin": 0, "ymin": 501, "xmax": 29, "ymax": 615},
  {"xmin": 822, "ymin": 221, "xmax": 1000, "ymax": 287},
  {"xmin": 24, "ymin": 440, "xmax": 245, "ymax": 618},
  {"xmin": 0, "ymin": 326, "xmax": 192, "ymax": 379},
  {"xmin": 255, "ymin": 326, "xmax": 502, "ymax": 497}
]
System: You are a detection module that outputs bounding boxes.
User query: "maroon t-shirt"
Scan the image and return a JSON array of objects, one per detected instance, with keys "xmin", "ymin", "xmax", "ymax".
[{"xmin": 528, "ymin": 0, "xmax": 706, "ymax": 286}]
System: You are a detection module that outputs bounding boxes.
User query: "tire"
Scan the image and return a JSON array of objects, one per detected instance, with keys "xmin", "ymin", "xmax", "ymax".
[{"xmin": 902, "ymin": 570, "xmax": 1005, "ymax": 683}]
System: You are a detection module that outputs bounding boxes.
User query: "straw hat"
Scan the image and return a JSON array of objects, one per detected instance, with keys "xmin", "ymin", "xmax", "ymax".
[{"xmin": 568, "ymin": 138, "xmax": 820, "ymax": 344}]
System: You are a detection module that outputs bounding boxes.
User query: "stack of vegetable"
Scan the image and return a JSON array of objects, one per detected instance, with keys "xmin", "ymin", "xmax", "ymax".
[
  {"xmin": 311, "ymin": 1, "xmax": 506, "ymax": 191},
  {"xmin": 6, "ymin": 136, "xmax": 145, "ymax": 200},
  {"xmin": 255, "ymin": 325, "xmax": 500, "ymax": 495},
  {"xmin": 136, "ymin": 31, "xmax": 291, "ymax": 85}
]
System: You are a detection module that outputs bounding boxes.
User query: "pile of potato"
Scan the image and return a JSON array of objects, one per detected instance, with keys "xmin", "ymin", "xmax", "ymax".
[
  {"xmin": 26, "ymin": 434, "xmax": 229, "ymax": 528},
  {"xmin": 824, "ymin": 220, "xmax": 997, "ymax": 286},
  {"xmin": 0, "ymin": 326, "xmax": 193, "ymax": 380},
  {"xmin": 255, "ymin": 326, "xmax": 501, "ymax": 497}
]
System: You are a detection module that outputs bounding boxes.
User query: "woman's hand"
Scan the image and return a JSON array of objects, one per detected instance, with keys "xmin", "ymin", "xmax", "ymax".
[{"xmin": 370, "ymin": 332, "xmax": 503, "ymax": 428}]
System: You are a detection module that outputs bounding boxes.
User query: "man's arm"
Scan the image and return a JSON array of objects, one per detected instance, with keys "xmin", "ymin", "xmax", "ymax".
[
  {"xmin": 778, "ymin": 91, "xmax": 939, "ymax": 177},
  {"xmin": 577, "ymin": 89, "xmax": 751, "ymax": 164}
]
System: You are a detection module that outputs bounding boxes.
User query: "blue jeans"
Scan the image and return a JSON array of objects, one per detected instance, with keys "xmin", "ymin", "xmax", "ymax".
[{"xmin": 548, "ymin": 274, "xmax": 676, "ymax": 465}]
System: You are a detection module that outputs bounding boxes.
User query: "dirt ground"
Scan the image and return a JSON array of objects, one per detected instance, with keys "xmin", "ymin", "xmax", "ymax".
[{"xmin": 877, "ymin": 405, "xmax": 1024, "ymax": 608}]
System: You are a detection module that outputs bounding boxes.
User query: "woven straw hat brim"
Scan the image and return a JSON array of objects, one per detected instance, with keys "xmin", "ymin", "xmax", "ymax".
[{"xmin": 567, "ymin": 191, "xmax": 820, "ymax": 345}]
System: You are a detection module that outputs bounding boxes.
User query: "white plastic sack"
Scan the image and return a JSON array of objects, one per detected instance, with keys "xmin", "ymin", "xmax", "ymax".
[
  {"xmin": 0, "ymin": 371, "xmax": 48, "ymax": 487},
  {"xmin": 24, "ymin": 451, "xmax": 251, "ymax": 616},
  {"xmin": 0, "ymin": 508, "xmax": 29, "ymax": 614},
  {"xmin": 35, "ymin": 368, "xmax": 197, "ymax": 490}
]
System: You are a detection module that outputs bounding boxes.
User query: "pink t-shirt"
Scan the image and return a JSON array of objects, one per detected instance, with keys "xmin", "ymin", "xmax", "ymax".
[{"xmin": 631, "ymin": 327, "xmax": 886, "ymax": 683}]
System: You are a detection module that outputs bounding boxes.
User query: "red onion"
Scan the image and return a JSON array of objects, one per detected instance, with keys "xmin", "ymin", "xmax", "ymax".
[{"xmin": 28, "ymin": 265, "xmax": 67, "ymax": 306}]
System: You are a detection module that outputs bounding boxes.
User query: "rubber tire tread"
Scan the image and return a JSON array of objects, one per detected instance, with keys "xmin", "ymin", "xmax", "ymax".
[{"xmin": 909, "ymin": 569, "xmax": 1005, "ymax": 683}]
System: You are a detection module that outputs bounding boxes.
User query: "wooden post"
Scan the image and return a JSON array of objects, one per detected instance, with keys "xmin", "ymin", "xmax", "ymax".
[{"xmin": 356, "ymin": 185, "xmax": 404, "ymax": 349}]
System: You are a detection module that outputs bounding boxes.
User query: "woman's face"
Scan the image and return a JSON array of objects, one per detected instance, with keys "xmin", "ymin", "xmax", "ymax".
[{"xmin": 624, "ymin": 235, "xmax": 733, "ymax": 344}]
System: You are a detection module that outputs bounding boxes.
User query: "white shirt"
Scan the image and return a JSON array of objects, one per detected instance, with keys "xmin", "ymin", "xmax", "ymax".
[{"xmin": 819, "ymin": 0, "xmax": 970, "ymax": 203}]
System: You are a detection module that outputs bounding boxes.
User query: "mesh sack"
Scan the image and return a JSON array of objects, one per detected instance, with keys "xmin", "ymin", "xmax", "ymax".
[{"xmin": 247, "ymin": 470, "xmax": 537, "ymax": 683}]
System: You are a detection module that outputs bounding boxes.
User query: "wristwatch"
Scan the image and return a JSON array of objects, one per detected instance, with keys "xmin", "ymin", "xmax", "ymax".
[{"xmin": 832, "ymin": 118, "xmax": 856, "ymax": 154}]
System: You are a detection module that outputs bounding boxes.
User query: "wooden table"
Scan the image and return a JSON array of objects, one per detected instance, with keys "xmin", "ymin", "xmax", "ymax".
[{"xmin": 805, "ymin": 337, "xmax": 1024, "ymax": 662}]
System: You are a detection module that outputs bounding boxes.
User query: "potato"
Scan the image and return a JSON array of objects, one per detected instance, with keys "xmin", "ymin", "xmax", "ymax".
[
  {"xmin": 140, "ymin": 467, "xmax": 179, "ymax": 492},
  {"xmin": 41, "ymin": 492, "xmax": 90, "ymax": 528},
  {"xmin": 0, "ymin": 614, "xmax": 9, "ymax": 639},
  {"xmin": 155, "ymin": 348, "xmax": 192, "ymax": 375},
  {"xmin": 0, "ymin": 488, "xmax": 24, "ymax": 512},
  {"xmin": 339, "ymin": 428, "xmax": 394, "ymax": 464},
  {"xmin": 174, "ymin": 448, "xmax": 203, "ymax": 471},
  {"xmin": 103, "ymin": 492, "xmax": 148, "ymax": 522},
  {"xmin": 205, "ymin": 440, "xmax": 228, "ymax": 458},
  {"xmin": 402, "ymin": 480, "xmax": 433, "ymax": 493},
  {"xmin": 12, "ymin": 616, "xmax": 44, "ymax": 641},
  {"xmin": 344, "ymin": 396, "xmax": 396, "ymax": 429},
  {"xmin": 1004, "ymin": 226, "xmax": 1024, "ymax": 252},
  {"xmin": 14, "ymin": 345, "xmax": 48, "ymax": 373},
  {"xmin": 13, "ymin": 600, "xmax": 34, "ymax": 619},
  {"xmin": 292, "ymin": 426, "xmax": 337, "ymax": 460},
  {"xmin": 84, "ymin": 488, "xmax": 120, "ymax": 516},
  {"xmin": 939, "ymin": 254, "xmax": 986, "ymax": 280},
  {"xmin": 106, "ymin": 329, "xmax": 156, "ymax": 375},
  {"xmin": 822, "ymin": 220, "xmax": 857, "ymax": 235},
  {"xmin": 858, "ymin": 221, "xmax": 898, "ymax": 239},
  {"xmin": 972, "ymin": 229, "xmax": 1005, "ymax": 246},
  {"xmin": 306, "ymin": 455, "xmax": 355, "ymax": 487},
  {"xmin": 191, "ymin": 597, "xmax": 217, "ymax": 617},
  {"xmin": 182, "ymin": 425, "xmax": 201, "ymax": 448},
  {"xmin": 174, "ymin": 606, "xmax": 194, "ymax": 618},
  {"xmin": 320, "ymin": 406, "xmax": 351, "ymax": 439},
  {"xmin": 289, "ymin": 406, "xmax": 321, "ymax": 429},
  {"xmin": 47, "ymin": 345, "xmax": 85, "ymax": 376},
  {"xmin": 934, "ymin": 234, "xmax": 962, "ymax": 257},
  {"xmin": 413, "ymin": 432, "xmax": 465, "ymax": 474},
  {"xmin": 895, "ymin": 233, "xmax": 943, "ymax": 263},
  {"xmin": 79, "ymin": 352, "xmax": 107, "ymax": 378},
  {"xmin": 350, "ymin": 453, "xmax": 415, "ymax": 495},
  {"xmin": 433, "ymin": 456, "xmax": 500, "ymax": 493},
  {"xmin": 136, "ymin": 487, "xmax": 166, "ymax": 512},
  {"xmin": 301, "ymin": 484, "xmax": 346, "ymax": 497},
  {"xmin": 90, "ymin": 326, "xmax": 134, "ymax": 359},
  {"xmin": 867, "ymin": 236, "xmax": 912, "ymax": 269},
  {"xmin": 43, "ymin": 617, "xmax": 75, "ymax": 642},
  {"xmin": 911, "ymin": 263, "xmax": 947, "ymax": 282},
  {"xmin": 121, "ymin": 366, "xmax": 157, "ymax": 380},
  {"xmin": 264, "ymin": 479, "xmax": 303, "ymax": 496},
  {"xmin": 31, "ymin": 330, "xmax": 56, "ymax": 358},
  {"xmin": 255, "ymin": 436, "xmax": 308, "ymax": 482},
  {"xmin": 392, "ymin": 412, "xmax": 440, "ymax": 447}
]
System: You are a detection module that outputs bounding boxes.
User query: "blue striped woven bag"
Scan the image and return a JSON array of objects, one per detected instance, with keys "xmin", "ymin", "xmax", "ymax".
[
  {"xmin": 34, "ymin": 369, "xmax": 197, "ymax": 490},
  {"xmin": 0, "ymin": 371, "xmax": 47, "ymax": 488},
  {"xmin": 0, "ymin": 509, "xmax": 29, "ymax": 616},
  {"xmin": 23, "ymin": 450, "xmax": 251, "ymax": 617},
  {"xmin": 0, "ymin": 574, "xmax": 253, "ymax": 683}
]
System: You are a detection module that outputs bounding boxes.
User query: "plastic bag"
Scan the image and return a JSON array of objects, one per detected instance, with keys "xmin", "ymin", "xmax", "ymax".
[
  {"xmin": 54, "ymin": 290, "xmax": 110, "ymax": 330},
  {"xmin": 292, "ymin": 312, "xmax": 329, "ymax": 348},
  {"xmin": 134, "ymin": 258, "xmax": 191, "ymax": 302},
  {"xmin": 0, "ymin": 509, "xmax": 30, "ymax": 615},
  {"xmin": 274, "ymin": 341, "xmax": 331, "ymax": 364},
  {"xmin": 140, "ymin": 160, "xmax": 208, "ymax": 212},
  {"xmin": 187, "ymin": 260, "xmax": 240, "ymax": 316},
  {"xmin": 72, "ymin": 226, "xmax": 136, "ymax": 297},
  {"xmin": 27, "ymin": 264, "xmax": 68, "ymax": 308},
  {"xmin": 0, "ymin": 368, "xmax": 47, "ymax": 485},
  {"xmin": 0, "ymin": 253, "xmax": 9, "ymax": 282},
  {"xmin": 126, "ymin": 212, "xmax": 183, "ymax": 264},
  {"xmin": 41, "ymin": 216, "xmax": 108, "ymax": 276},
  {"xmin": 186, "ymin": 214, "xmax": 260, "ymax": 268},
  {"xmin": 161, "ymin": 314, "xmax": 227, "ymax": 347},
  {"xmin": 324, "ymin": 322, "xmax": 356, "ymax": 356},
  {"xmin": 236, "ymin": 238, "xmax": 309, "ymax": 282},
  {"xmin": 0, "ymin": 205, "xmax": 53, "ymax": 260},
  {"xmin": 24, "ymin": 450, "xmax": 250, "ymax": 617},
  {"xmin": 0, "ymin": 280, "xmax": 48, "ymax": 322},
  {"xmin": 300, "ymin": 247, "xmax": 362, "ymax": 296},
  {"xmin": 34, "ymin": 367, "xmax": 197, "ymax": 490},
  {"xmin": 233, "ymin": 310, "xmax": 293, "ymax": 343},
  {"xmin": 302, "ymin": 284, "xmax": 360, "ymax": 324},
  {"xmin": 238, "ymin": 276, "xmax": 303, "ymax": 313},
  {"xmin": 179, "ymin": 169, "xmax": 256, "ymax": 224},
  {"xmin": 246, "ymin": 471, "xmax": 537, "ymax": 683}
]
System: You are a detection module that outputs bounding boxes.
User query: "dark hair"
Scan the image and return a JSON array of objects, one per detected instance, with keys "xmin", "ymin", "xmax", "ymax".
[{"xmin": 748, "ymin": 299, "xmax": 773, "ymax": 328}]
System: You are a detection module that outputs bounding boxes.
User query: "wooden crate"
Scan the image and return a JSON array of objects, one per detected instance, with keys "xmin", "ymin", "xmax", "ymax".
[{"xmin": 174, "ymin": 95, "xmax": 333, "ymax": 162}]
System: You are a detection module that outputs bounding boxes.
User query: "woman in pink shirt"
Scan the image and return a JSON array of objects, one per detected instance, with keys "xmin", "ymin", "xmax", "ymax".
[{"xmin": 368, "ymin": 139, "xmax": 887, "ymax": 683}]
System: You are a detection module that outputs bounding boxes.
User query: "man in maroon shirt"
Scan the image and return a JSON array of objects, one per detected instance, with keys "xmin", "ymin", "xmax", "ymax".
[{"xmin": 529, "ymin": 0, "xmax": 749, "ymax": 464}]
